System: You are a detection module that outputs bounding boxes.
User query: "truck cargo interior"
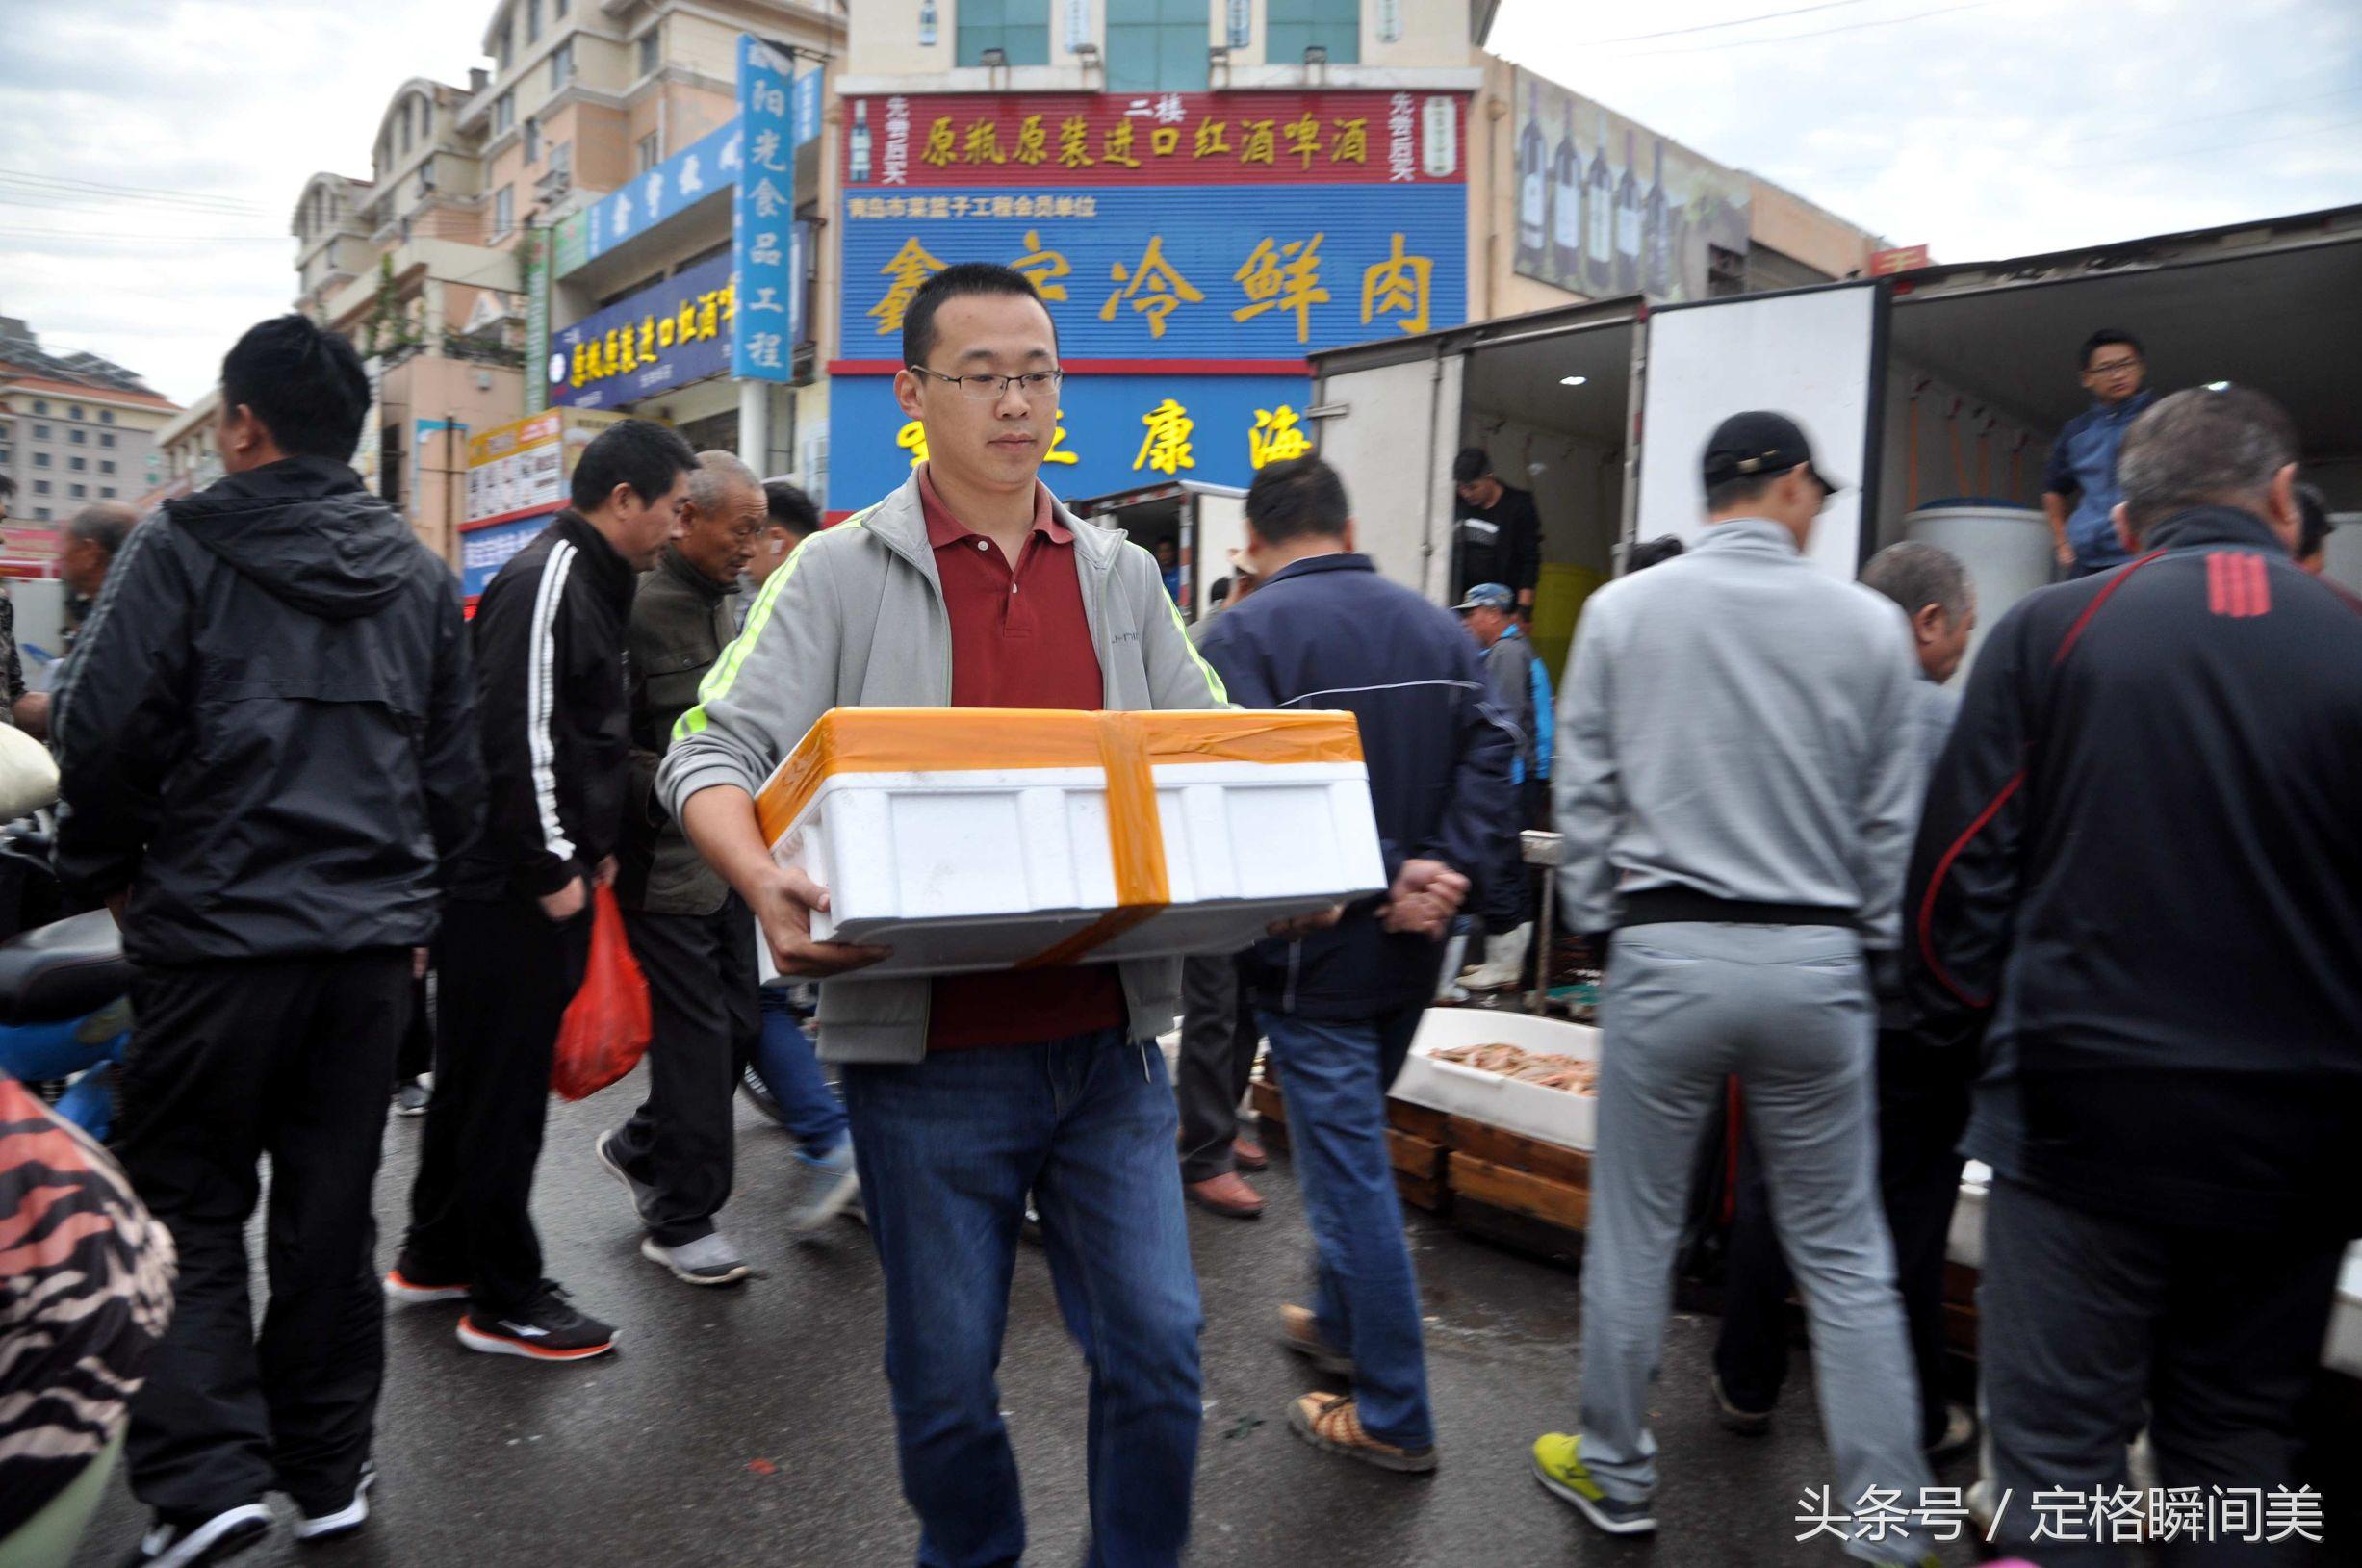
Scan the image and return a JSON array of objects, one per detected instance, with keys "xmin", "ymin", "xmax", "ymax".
[
  {"xmin": 1875, "ymin": 237, "xmax": 2362, "ymax": 541},
  {"xmin": 1456, "ymin": 320, "xmax": 1637, "ymax": 674},
  {"xmin": 1868, "ymin": 231, "xmax": 2362, "ymax": 652}
]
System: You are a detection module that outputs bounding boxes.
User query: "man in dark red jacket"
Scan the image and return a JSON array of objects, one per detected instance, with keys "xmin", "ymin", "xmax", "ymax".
[{"xmin": 1908, "ymin": 386, "xmax": 2361, "ymax": 1567}]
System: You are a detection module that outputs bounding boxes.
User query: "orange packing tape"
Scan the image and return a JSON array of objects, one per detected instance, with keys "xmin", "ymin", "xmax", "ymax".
[
  {"xmin": 755, "ymin": 707, "xmax": 1364, "ymax": 848},
  {"xmin": 1015, "ymin": 712, "xmax": 1172, "ymax": 969},
  {"xmin": 754, "ymin": 707, "xmax": 1367, "ymax": 969}
]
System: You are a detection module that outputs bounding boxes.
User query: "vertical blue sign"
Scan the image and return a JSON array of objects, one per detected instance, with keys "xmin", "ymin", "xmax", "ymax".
[
  {"xmin": 732, "ymin": 33, "xmax": 798, "ymax": 382},
  {"xmin": 792, "ymin": 68, "xmax": 822, "ymax": 148}
]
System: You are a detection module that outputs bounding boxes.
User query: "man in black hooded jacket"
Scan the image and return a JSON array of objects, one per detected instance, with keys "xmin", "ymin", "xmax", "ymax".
[{"xmin": 54, "ymin": 314, "xmax": 483, "ymax": 1566}]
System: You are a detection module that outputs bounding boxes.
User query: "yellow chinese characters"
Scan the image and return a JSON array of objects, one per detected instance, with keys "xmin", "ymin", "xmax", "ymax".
[
  {"xmin": 1247, "ymin": 405, "xmax": 1312, "ymax": 469},
  {"xmin": 1360, "ymin": 232, "xmax": 1432, "ymax": 336},
  {"xmin": 1100, "ymin": 237, "xmax": 1203, "ymax": 339},
  {"xmin": 568, "ymin": 283, "xmax": 734, "ymax": 389},
  {"xmin": 920, "ymin": 116, "xmax": 957, "ymax": 168},
  {"xmin": 1233, "ymin": 234, "xmax": 1329, "ymax": 344},
  {"xmin": 870, "ymin": 237, "xmax": 946, "ymax": 337},
  {"xmin": 1013, "ymin": 230, "xmax": 1070, "ymax": 302},
  {"xmin": 1014, "ymin": 114, "xmax": 1049, "ymax": 167},
  {"xmin": 1134, "ymin": 398, "xmax": 1195, "ymax": 476},
  {"xmin": 963, "ymin": 118, "xmax": 1008, "ymax": 166}
]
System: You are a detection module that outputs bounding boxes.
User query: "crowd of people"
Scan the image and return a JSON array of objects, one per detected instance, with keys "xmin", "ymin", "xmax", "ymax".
[{"xmin": 0, "ymin": 256, "xmax": 2352, "ymax": 1568}]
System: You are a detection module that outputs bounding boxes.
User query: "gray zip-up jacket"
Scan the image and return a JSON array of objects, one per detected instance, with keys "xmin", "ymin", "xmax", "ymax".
[
  {"xmin": 1553, "ymin": 515, "xmax": 1925, "ymax": 947},
  {"xmin": 657, "ymin": 468, "xmax": 1232, "ymax": 1064}
]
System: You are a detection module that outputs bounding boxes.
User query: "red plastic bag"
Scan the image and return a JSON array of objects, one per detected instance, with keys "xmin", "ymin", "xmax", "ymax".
[{"xmin": 551, "ymin": 886, "xmax": 653, "ymax": 1101}]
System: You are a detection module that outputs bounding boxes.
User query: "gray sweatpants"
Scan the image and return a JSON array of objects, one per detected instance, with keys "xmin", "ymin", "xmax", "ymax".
[{"xmin": 1578, "ymin": 921, "xmax": 1933, "ymax": 1556}]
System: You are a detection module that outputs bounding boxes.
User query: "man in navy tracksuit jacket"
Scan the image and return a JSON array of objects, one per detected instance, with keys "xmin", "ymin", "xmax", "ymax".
[
  {"xmin": 1197, "ymin": 457, "xmax": 1517, "ymax": 1473},
  {"xmin": 1907, "ymin": 388, "xmax": 2362, "ymax": 1566}
]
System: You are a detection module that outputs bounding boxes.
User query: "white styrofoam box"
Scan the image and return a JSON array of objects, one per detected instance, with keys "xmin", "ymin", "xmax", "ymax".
[
  {"xmin": 773, "ymin": 756, "xmax": 1386, "ymax": 979},
  {"xmin": 2326, "ymin": 1247, "xmax": 2362, "ymax": 1380},
  {"xmin": 1946, "ymin": 1161, "xmax": 1992, "ymax": 1271},
  {"xmin": 1391, "ymin": 1007, "xmax": 1604, "ymax": 1151}
]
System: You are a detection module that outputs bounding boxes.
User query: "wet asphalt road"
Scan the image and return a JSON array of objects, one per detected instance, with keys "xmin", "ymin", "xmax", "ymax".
[{"xmin": 64, "ymin": 1064, "xmax": 2345, "ymax": 1568}]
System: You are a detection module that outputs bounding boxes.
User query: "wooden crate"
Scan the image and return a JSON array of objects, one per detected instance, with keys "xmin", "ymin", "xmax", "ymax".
[
  {"xmin": 1245, "ymin": 1076, "xmax": 1450, "ymax": 1211},
  {"xmin": 1448, "ymin": 1153, "xmax": 1589, "ymax": 1231}
]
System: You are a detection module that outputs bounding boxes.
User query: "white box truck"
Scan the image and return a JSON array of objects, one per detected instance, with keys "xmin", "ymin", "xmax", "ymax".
[{"xmin": 1305, "ymin": 203, "xmax": 2362, "ymax": 677}]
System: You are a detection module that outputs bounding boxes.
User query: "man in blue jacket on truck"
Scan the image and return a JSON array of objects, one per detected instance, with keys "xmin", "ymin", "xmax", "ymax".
[{"xmin": 1197, "ymin": 455, "xmax": 1518, "ymax": 1476}]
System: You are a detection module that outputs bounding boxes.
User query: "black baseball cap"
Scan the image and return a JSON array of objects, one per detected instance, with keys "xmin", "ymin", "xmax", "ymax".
[{"xmin": 1702, "ymin": 411, "xmax": 1845, "ymax": 495}]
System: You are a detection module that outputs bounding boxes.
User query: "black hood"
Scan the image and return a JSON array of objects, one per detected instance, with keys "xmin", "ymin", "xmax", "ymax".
[{"xmin": 169, "ymin": 455, "xmax": 418, "ymax": 620}]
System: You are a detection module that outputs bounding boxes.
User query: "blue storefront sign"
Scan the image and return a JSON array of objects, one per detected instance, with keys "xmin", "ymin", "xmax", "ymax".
[
  {"xmin": 793, "ymin": 67, "xmax": 823, "ymax": 148},
  {"xmin": 732, "ymin": 34, "xmax": 800, "ymax": 382},
  {"xmin": 460, "ymin": 513, "xmax": 549, "ymax": 601},
  {"xmin": 549, "ymin": 251, "xmax": 734, "ymax": 409},
  {"xmin": 826, "ymin": 372, "xmax": 1316, "ymax": 520},
  {"xmin": 554, "ymin": 118, "xmax": 741, "ymax": 276},
  {"xmin": 839, "ymin": 184, "xmax": 1465, "ymax": 362}
]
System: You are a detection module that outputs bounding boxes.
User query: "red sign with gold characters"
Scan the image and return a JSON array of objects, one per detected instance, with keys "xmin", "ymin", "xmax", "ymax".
[{"xmin": 845, "ymin": 90, "xmax": 1465, "ymax": 190}]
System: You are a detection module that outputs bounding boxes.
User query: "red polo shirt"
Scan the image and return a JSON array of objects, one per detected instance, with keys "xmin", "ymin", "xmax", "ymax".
[{"xmin": 918, "ymin": 467, "xmax": 1128, "ymax": 1050}]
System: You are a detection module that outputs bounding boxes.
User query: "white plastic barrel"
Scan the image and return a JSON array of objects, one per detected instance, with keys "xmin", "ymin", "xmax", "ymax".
[{"xmin": 1903, "ymin": 502, "xmax": 2053, "ymax": 676}]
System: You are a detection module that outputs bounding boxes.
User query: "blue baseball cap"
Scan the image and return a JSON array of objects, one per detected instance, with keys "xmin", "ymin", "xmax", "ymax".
[{"xmin": 1454, "ymin": 582, "xmax": 1515, "ymax": 612}]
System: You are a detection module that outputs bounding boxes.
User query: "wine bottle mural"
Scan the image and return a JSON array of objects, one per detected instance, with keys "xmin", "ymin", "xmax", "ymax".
[{"xmin": 1507, "ymin": 70, "xmax": 1751, "ymax": 304}]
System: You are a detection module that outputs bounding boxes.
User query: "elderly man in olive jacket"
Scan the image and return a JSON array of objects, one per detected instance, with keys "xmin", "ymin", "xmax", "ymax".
[{"xmin": 594, "ymin": 450, "xmax": 764, "ymax": 1286}]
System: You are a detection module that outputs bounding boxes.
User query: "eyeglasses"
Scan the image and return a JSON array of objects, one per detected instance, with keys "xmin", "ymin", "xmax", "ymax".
[
  {"xmin": 2088, "ymin": 358, "xmax": 2142, "ymax": 376},
  {"xmin": 908, "ymin": 365, "xmax": 1064, "ymax": 401}
]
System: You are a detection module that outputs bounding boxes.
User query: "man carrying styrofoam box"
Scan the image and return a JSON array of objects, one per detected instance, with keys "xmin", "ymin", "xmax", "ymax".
[{"xmin": 655, "ymin": 262, "xmax": 1337, "ymax": 1568}]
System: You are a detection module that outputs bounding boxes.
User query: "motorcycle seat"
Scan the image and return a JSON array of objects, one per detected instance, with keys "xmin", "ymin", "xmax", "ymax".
[{"xmin": 0, "ymin": 910, "xmax": 132, "ymax": 1026}]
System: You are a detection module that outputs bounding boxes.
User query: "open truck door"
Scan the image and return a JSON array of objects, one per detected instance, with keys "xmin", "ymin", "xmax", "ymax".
[
  {"xmin": 1304, "ymin": 348, "xmax": 1467, "ymax": 602},
  {"xmin": 1630, "ymin": 281, "xmax": 1886, "ymax": 579}
]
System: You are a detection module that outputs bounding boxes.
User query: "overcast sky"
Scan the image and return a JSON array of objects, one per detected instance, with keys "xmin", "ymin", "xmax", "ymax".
[{"xmin": 3, "ymin": 0, "xmax": 2357, "ymax": 409}]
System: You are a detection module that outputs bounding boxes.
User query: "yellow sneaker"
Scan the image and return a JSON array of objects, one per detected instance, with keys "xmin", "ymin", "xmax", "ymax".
[{"xmin": 1530, "ymin": 1432, "xmax": 1656, "ymax": 1535}]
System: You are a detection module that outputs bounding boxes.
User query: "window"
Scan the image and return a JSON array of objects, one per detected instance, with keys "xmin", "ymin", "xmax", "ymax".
[
  {"xmin": 1268, "ymin": 0, "xmax": 1361, "ymax": 63},
  {"xmin": 33, "ymin": 452, "xmax": 48, "ymax": 468},
  {"xmin": 69, "ymin": 483, "xmax": 86, "ymax": 499},
  {"xmin": 1707, "ymin": 244, "xmax": 1746, "ymax": 298},
  {"xmin": 553, "ymin": 0, "xmax": 567, "ymax": 14},
  {"xmin": 637, "ymin": 29, "xmax": 658, "ymax": 76},
  {"xmin": 32, "ymin": 508, "xmax": 47, "ymax": 521},
  {"xmin": 526, "ymin": 0, "xmax": 540, "ymax": 43},
  {"xmin": 100, "ymin": 459, "xmax": 115, "ymax": 474},
  {"xmin": 1107, "ymin": 0, "xmax": 1205, "ymax": 93},
  {"xmin": 67, "ymin": 403, "xmax": 83, "ymax": 420},
  {"xmin": 525, "ymin": 116, "xmax": 540, "ymax": 164},
  {"xmin": 420, "ymin": 156, "xmax": 437, "ymax": 195},
  {"xmin": 550, "ymin": 39, "xmax": 573, "ymax": 90},
  {"xmin": 958, "ymin": 0, "xmax": 1051, "ymax": 65},
  {"xmin": 32, "ymin": 423, "xmax": 48, "ymax": 439},
  {"xmin": 497, "ymin": 22, "xmax": 513, "ymax": 72},
  {"xmin": 100, "ymin": 432, "xmax": 115, "ymax": 448},
  {"xmin": 101, "ymin": 487, "xmax": 116, "ymax": 499},
  {"xmin": 399, "ymin": 100, "xmax": 413, "ymax": 155},
  {"xmin": 100, "ymin": 410, "xmax": 113, "ymax": 424},
  {"xmin": 69, "ymin": 428, "xmax": 85, "ymax": 445},
  {"xmin": 31, "ymin": 480, "xmax": 47, "ymax": 496},
  {"xmin": 636, "ymin": 133, "xmax": 659, "ymax": 172},
  {"xmin": 494, "ymin": 91, "xmax": 514, "ymax": 136},
  {"xmin": 30, "ymin": 399, "xmax": 44, "ymax": 415},
  {"xmin": 69, "ymin": 456, "xmax": 86, "ymax": 472},
  {"xmin": 550, "ymin": 141, "xmax": 573, "ymax": 182},
  {"xmin": 494, "ymin": 185, "xmax": 515, "ymax": 238}
]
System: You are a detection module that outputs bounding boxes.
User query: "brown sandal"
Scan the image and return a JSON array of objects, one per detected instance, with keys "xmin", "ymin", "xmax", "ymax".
[
  {"xmin": 1287, "ymin": 1394, "xmax": 1438, "ymax": 1473},
  {"xmin": 1276, "ymin": 1304, "xmax": 1354, "ymax": 1377}
]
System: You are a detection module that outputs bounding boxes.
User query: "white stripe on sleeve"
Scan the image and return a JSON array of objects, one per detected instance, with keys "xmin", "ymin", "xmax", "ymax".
[{"xmin": 525, "ymin": 540, "xmax": 578, "ymax": 865}]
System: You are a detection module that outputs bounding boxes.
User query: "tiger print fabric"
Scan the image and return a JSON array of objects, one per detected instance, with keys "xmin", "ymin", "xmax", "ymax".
[{"xmin": 0, "ymin": 1073, "xmax": 174, "ymax": 1536}]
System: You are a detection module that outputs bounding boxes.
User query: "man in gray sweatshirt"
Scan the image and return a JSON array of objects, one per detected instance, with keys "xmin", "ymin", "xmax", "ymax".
[{"xmin": 1529, "ymin": 412, "xmax": 1937, "ymax": 1566}]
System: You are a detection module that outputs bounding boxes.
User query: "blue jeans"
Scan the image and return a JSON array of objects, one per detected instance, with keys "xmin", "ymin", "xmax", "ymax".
[
  {"xmin": 840, "ymin": 1029, "xmax": 1203, "ymax": 1568},
  {"xmin": 751, "ymin": 986, "xmax": 848, "ymax": 1158},
  {"xmin": 1258, "ymin": 1006, "xmax": 1435, "ymax": 1450}
]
